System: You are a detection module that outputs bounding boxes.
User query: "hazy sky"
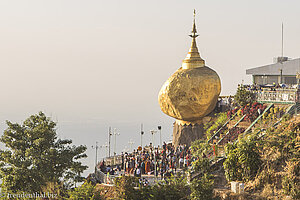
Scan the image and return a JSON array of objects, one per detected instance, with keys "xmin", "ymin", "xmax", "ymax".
[{"xmin": 0, "ymin": 0, "xmax": 299, "ymax": 175}]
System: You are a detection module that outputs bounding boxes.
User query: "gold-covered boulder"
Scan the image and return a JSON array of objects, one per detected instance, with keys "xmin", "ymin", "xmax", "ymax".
[
  {"xmin": 158, "ymin": 13, "xmax": 221, "ymax": 122},
  {"xmin": 158, "ymin": 66, "xmax": 221, "ymax": 121}
]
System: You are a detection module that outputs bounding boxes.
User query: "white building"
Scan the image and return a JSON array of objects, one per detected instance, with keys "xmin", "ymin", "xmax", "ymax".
[{"xmin": 246, "ymin": 57, "xmax": 300, "ymax": 85}]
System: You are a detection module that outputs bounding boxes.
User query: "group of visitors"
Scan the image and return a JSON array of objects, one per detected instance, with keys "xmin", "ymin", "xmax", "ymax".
[
  {"xmin": 245, "ymin": 83, "xmax": 297, "ymax": 92},
  {"xmin": 216, "ymin": 96, "xmax": 235, "ymax": 112},
  {"xmin": 121, "ymin": 142, "xmax": 192, "ymax": 179}
]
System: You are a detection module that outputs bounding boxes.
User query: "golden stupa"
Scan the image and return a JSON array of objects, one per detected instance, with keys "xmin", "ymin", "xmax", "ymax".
[{"xmin": 158, "ymin": 11, "xmax": 221, "ymax": 123}]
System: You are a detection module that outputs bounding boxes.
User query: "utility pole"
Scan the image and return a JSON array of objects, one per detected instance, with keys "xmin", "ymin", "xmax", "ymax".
[
  {"xmin": 113, "ymin": 128, "xmax": 120, "ymax": 165},
  {"xmin": 150, "ymin": 130, "xmax": 158, "ymax": 178},
  {"xmin": 91, "ymin": 141, "xmax": 99, "ymax": 173},
  {"xmin": 141, "ymin": 123, "xmax": 144, "ymax": 147},
  {"xmin": 108, "ymin": 127, "xmax": 112, "ymax": 157},
  {"xmin": 158, "ymin": 126, "xmax": 162, "ymax": 147},
  {"xmin": 281, "ymin": 23, "xmax": 284, "ymax": 58}
]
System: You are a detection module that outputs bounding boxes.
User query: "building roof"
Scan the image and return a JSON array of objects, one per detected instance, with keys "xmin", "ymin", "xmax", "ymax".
[{"xmin": 246, "ymin": 58, "xmax": 300, "ymax": 76}]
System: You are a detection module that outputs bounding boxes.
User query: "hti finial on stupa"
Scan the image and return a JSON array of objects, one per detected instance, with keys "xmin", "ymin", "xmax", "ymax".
[
  {"xmin": 190, "ymin": 9, "xmax": 198, "ymax": 38},
  {"xmin": 182, "ymin": 9, "xmax": 205, "ymax": 69}
]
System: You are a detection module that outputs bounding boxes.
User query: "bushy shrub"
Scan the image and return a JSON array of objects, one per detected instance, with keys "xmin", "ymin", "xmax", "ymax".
[
  {"xmin": 190, "ymin": 139, "xmax": 211, "ymax": 158},
  {"xmin": 150, "ymin": 173, "xmax": 190, "ymax": 200},
  {"xmin": 234, "ymin": 85, "xmax": 255, "ymax": 107},
  {"xmin": 190, "ymin": 139, "xmax": 212, "ymax": 173},
  {"xmin": 192, "ymin": 157, "xmax": 211, "ymax": 174},
  {"xmin": 282, "ymin": 161, "xmax": 300, "ymax": 199},
  {"xmin": 190, "ymin": 173, "xmax": 215, "ymax": 200},
  {"xmin": 282, "ymin": 113, "xmax": 292, "ymax": 122},
  {"xmin": 223, "ymin": 134, "xmax": 262, "ymax": 182},
  {"xmin": 204, "ymin": 112, "xmax": 228, "ymax": 139},
  {"xmin": 68, "ymin": 182, "xmax": 103, "ymax": 200},
  {"xmin": 42, "ymin": 182, "xmax": 69, "ymax": 199},
  {"xmin": 114, "ymin": 175, "xmax": 140, "ymax": 200},
  {"xmin": 113, "ymin": 174, "xmax": 190, "ymax": 200},
  {"xmin": 241, "ymin": 102, "xmax": 266, "ymax": 122}
]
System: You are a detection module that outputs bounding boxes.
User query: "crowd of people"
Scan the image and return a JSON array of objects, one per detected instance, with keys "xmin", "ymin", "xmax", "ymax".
[
  {"xmin": 91, "ymin": 142, "xmax": 191, "ymax": 180},
  {"xmin": 245, "ymin": 83, "xmax": 298, "ymax": 92},
  {"xmin": 96, "ymin": 142, "xmax": 193, "ymax": 182},
  {"xmin": 121, "ymin": 142, "xmax": 192, "ymax": 179}
]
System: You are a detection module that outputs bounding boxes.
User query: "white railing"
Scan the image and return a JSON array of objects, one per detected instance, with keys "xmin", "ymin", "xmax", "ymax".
[{"xmin": 255, "ymin": 89, "xmax": 299, "ymax": 103}]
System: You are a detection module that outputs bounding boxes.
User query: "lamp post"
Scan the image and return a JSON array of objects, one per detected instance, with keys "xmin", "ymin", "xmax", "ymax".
[
  {"xmin": 141, "ymin": 123, "xmax": 144, "ymax": 147},
  {"xmin": 113, "ymin": 128, "xmax": 120, "ymax": 165},
  {"xmin": 108, "ymin": 127, "xmax": 112, "ymax": 157},
  {"xmin": 158, "ymin": 126, "xmax": 162, "ymax": 147},
  {"xmin": 92, "ymin": 141, "xmax": 99, "ymax": 173},
  {"xmin": 150, "ymin": 130, "xmax": 158, "ymax": 178}
]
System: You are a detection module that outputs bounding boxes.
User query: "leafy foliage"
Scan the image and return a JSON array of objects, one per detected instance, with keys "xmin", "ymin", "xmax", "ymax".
[
  {"xmin": 282, "ymin": 161, "xmax": 300, "ymax": 199},
  {"xmin": 223, "ymin": 133, "xmax": 262, "ymax": 182},
  {"xmin": 234, "ymin": 85, "xmax": 255, "ymax": 107},
  {"xmin": 204, "ymin": 112, "xmax": 228, "ymax": 139},
  {"xmin": 0, "ymin": 112, "xmax": 88, "ymax": 193},
  {"xmin": 224, "ymin": 116, "xmax": 300, "ymax": 199},
  {"xmin": 150, "ymin": 173, "xmax": 190, "ymax": 200},
  {"xmin": 190, "ymin": 173, "xmax": 215, "ymax": 200},
  {"xmin": 190, "ymin": 139, "xmax": 211, "ymax": 157},
  {"xmin": 114, "ymin": 175, "xmax": 140, "ymax": 200},
  {"xmin": 241, "ymin": 102, "xmax": 266, "ymax": 122},
  {"xmin": 254, "ymin": 119, "xmax": 300, "ymax": 199},
  {"xmin": 190, "ymin": 139, "xmax": 211, "ymax": 173},
  {"xmin": 68, "ymin": 182, "xmax": 103, "ymax": 200},
  {"xmin": 114, "ymin": 174, "xmax": 189, "ymax": 200},
  {"xmin": 41, "ymin": 182, "xmax": 70, "ymax": 199},
  {"xmin": 189, "ymin": 139, "xmax": 216, "ymax": 199}
]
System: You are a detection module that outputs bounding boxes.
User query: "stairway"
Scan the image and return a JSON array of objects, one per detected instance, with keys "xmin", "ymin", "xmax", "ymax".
[
  {"xmin": 207, "ymin": 111, "xmax": 239, "ymax": 144},
  {"xmin": 242, "ymin": 103, "xmax": 274, "ymax": 136},
  {"xmin": 216, "ymin": 114, "xmax": 246, "ymax": 145}
]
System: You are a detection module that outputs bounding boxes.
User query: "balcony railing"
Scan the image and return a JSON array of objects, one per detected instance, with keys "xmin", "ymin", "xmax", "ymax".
[{"xmin": 253, "ymin": 89, "xmax": 300, "ymax": 104}]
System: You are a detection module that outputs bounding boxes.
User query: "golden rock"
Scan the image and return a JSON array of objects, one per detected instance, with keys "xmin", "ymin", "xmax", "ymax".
[{"xmin": 158, "ymin": 12, "xmax": 221, "ymax": 122}]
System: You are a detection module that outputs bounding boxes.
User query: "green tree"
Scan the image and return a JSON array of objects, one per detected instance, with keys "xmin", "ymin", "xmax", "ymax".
[
  {"xmin": 189, "ymin": 139, "xmax": 216, "ymax": 200},
  {"xmin": 0, "ymin": 112, "xmax": 88, "ymax": 194},
  {"xmin": 150, "ymin": 173, "xmax": 190, "ymax": 200},
  {"xmin": 114, "ymin": 174, "xmax": 190, "ymax": 200},
  {"xmin": 68, "ymin": 182, "xmax": 103, "ymax": 200},
  {"xmin": 234, "ymin": 85, "xmax": 255, "ymax": 106},
  {"xmin": 190, "ymin": 173, "xmax": 215, "ymax": 200},
  {"xmin": 114, "ymin": 175, "xmax": 140, "ymax": 200},
  {"xmin": 223, "ymin": 134, "xmax": 261, "ymax": 182}
]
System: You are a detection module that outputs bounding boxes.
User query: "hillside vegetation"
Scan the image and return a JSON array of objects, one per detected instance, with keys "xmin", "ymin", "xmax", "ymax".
[{"xmin": 221, "ymin": 114, "xmax": 300, "ymax": 200}]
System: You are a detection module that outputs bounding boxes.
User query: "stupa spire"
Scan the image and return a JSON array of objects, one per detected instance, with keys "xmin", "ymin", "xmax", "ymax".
[
  {"xmin": 190, "ymin": 9, "xmax": 198, "ymax": 38},
  {"xmin": 182, "ymin": 9, "xmax": 205, "ymax": 69}
]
